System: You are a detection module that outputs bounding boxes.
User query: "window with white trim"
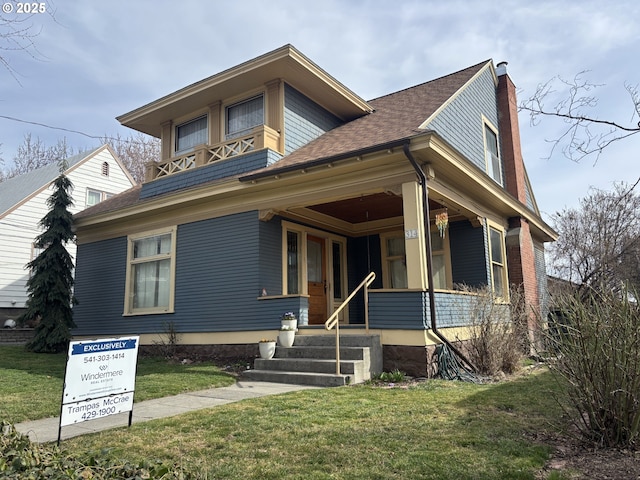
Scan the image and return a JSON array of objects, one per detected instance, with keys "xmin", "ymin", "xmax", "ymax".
[
  {"xmin": 125, "ymin": 227, "xmax": 176, "ymax": 314},
  {"xmin": 175, "ymin": 115, "xmax": 208, "ymax": 154},
  {"xmin": 484, "ymin": 123, "xmax": 502, "ymax": 184},
  {"xmin": 226, "ymin": 95, "xmax": 264, "ymax": 140},
  {"xmin": 86, "ymin": 188, "xmax": 112, "ymax": 207},
  {"xmin": 488, "ymin": 225, "xmax": 508, "ymax": 298}
]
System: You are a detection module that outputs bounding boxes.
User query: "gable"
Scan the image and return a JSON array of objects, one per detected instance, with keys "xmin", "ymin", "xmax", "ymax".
[{"xmin": 423, "ymin": 64, "xmax": 499, "ymax": 177}]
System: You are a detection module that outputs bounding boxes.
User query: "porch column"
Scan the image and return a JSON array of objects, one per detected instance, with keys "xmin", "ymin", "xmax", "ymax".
[{"xmin": 402, "ymin": 181, "xmax": 428, "ymax": 289}]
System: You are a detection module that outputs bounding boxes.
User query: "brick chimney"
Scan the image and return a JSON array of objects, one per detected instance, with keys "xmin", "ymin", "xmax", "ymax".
[
  {"xmin": 496, "ymin": 62, "xmax": 527, "ymax": 203},
  {"xmin": 496, "ymin": 62, "xmax": 540, "ymax": 346}
]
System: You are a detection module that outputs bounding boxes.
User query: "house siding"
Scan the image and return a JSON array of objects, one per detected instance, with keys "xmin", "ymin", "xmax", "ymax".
[
  {"xmin": 73, "ymin": 237, "xmax": 128, "ymax": 335},
  {"xmin": 369, "ymin": 290, "xmax": 501, "ymax": 330},
  {"xmin": 449, "ymin": 220, "xmax": 488, "ymax": 287},
  {"xmin": 0, "ymin": 148, "xmax": 133, "ymax": 310},
  {"xmin": 347, "ymin": 235, "xmax": 382, "ymax": 324},
  {"xmin": 284, "ymin": 84, "xmax": 343, "ymax": 155},
  {"xmin": 73, "ymin": 212, "xmax": 311, "ymax": 336},
  {"xmin": 139, "ymin": 149, "xmax": 281, "ymax": 199},
  {"xmin": 425, "ymin": 67, "xmax": 502, "ymax": 184}
]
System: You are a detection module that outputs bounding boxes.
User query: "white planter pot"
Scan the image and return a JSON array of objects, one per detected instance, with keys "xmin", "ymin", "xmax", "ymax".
[
  {"xmin": 259, "ymin": 341, "xmax": 276, "ymax": 359},
  {"xmin": 281, "ymin": 318, "xmax": 297, "ymax": 330},
  {"xmin": 278, "ymin": 329, "xmax": 295, "ymax": 348}
]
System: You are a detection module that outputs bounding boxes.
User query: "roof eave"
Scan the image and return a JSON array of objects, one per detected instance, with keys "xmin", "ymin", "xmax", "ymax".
[{"xmin": 117, "ymin": 45, "xmax": 373, "ymax": 138}]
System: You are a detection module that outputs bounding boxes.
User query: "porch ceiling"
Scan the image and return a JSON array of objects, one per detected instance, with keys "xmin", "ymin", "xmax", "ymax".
[
  {"xmin": 300, "ymin": 193, "xmax": 456, "ymax": 232},
  {"xmin": 307, "ymin": 192, "xmax": 403, "ymax": 223}
]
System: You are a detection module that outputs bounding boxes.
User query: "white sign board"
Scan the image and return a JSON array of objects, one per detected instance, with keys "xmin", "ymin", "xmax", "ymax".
[{"xmin": 60, "ymin": 336, "xmax": 139, "ymax": 427}]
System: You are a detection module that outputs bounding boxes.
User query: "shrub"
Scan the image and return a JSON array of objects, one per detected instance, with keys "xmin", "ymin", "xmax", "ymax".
[
  {"xmin": 456, "ymin": 285, "xmax": 529, "ymax": 377},
  {"xmin": 545, "ymin": 289, "xmax": 640, "ymax": 448}
]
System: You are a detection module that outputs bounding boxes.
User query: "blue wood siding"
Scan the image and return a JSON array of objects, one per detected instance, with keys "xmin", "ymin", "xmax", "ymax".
[
  {"xmin": 140, "ymin": 149, "xmax": 281, "ymax": 199},
  {"xmin": 347, "ymin": 235, "xmax": 382, "ymax": 324},
  {"xmin": 425, "ymin": 67, "xmax": 502, "ymax": 185},
  {"xmin": 369, "ymin": 290, "xmax": 510, "ymax": 330},
  {"xmin": 73, "ymin": 237, "xmax": 128, "ymax": 336},
  {"xmin": 258, "ymin": 215, "xmax": 285, "ymax": 297},
  {"xmin": 284, "ymin": 84, "xmax": 343, "ymax": 155},
  {"xmin": 73, "ymin": 212, "xmax": 316, "ymax": 336},
  {"xmin": 449, "ymin": 220, "xmax": 488, "ymax": 287}
]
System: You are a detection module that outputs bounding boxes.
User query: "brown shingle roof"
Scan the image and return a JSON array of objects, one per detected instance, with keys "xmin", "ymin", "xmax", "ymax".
[
  {"xmin": 74, "ymin": 184, "xmax": 142, "ymax": 219},
  {"xmin": 242, "ymin": 60, "xmax": 490, "ymax": 179},
  {"xmin": 74, "ymin": 60, "xmax": 490, "ymax": 220}
]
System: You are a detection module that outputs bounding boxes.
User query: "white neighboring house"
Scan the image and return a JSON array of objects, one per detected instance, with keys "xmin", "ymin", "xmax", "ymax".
[{"xmin": 0, "ymin": 145, "xmax": 136, "ymax": 323}]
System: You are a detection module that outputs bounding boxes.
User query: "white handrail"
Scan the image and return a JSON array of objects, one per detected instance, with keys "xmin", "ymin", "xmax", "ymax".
[{"xmin": 324, "ymin": 272, "xmax": 376, "ymax": 375}]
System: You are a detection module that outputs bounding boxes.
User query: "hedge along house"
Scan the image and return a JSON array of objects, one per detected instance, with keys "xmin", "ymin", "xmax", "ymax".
[{"xmin": 72, "ymin": 45, "xmax": 556, "ymax": 380}]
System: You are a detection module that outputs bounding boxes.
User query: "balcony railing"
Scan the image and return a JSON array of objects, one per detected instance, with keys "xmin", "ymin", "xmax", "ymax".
[{"xmin": 145, "ymin": 125, "xmax": 280, "ymax": 182}]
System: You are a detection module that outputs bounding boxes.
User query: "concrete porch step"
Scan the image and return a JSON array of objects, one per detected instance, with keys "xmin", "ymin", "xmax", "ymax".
[
  {"xmin": 254, "ymin": 357, "xmax": 365, "ymax": 377},
  {"xmin": 243, "ymin": 334, "xmax": 382, "ymax": 387},
  {"xmin": 276, "ymin": 345, "xmax": 368, "ymax": 361},
  {"xmin": 242, "ymin": 369, "xmax": 352, "ymax": 387}
]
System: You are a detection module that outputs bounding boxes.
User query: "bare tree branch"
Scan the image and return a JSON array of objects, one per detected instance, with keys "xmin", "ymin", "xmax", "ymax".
[
  {"xmin": 520, "ymin": 72, "xmax": 640, "ymax": 163},
  {"xmin": 0, "ymin": 4, "xmax": 58, "ymax": 83}
]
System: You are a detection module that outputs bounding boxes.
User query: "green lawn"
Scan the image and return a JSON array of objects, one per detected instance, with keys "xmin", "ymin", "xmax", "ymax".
[
  {"xmin": 1, "ymin": 345, "xmax": 571, "ymax": 479},
  {"xmin": 0, "ymin": 345, "xmax": 236, "ymax": 423},
  {"xmin": 63, "ymin": 368, "xmax": 567, "ymax": 480}
]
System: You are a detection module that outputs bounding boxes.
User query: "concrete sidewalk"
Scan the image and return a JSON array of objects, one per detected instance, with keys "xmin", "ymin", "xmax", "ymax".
[{"xmin": 15, "ymin": 381, "xmax": 319, "ymax": 444}]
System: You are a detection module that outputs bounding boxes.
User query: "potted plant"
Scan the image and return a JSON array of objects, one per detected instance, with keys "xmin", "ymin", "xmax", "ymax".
[
  {"xmin": 281, "ymin": 311, "xmax": 298, "ymax": 330},
  {"xmin": 258, "ymin": 338, "xmax": 276, "ymax": 359},
  {"xmin": 278, "ymin": 324, "xmax": 296, "ymax": 348}
]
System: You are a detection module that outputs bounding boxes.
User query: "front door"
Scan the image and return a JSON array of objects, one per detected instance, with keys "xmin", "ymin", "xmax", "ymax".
[{"xmin": 307, "ymin": 235, "xmax": 327, "ymax": 325}]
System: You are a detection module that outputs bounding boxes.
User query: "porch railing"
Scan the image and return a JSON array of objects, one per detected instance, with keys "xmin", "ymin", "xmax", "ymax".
[
  {"xmin": 324, "ymin": 271, "xmax": 376, "ymax": 375},
  {"xmin": 144, "ymin": 125, "xmax": 280, "ymax": 182}
]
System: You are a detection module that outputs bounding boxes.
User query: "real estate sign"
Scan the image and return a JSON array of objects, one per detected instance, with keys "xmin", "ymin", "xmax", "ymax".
[{"xmin": 60, "ymin": 336, "xmax": 139, "ymax": 427}]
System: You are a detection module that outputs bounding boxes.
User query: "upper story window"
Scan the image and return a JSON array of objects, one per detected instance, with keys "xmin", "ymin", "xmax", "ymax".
[
  {"xmin": 175, "ymin": 115, "xmax": 208, "ymax": 154},
  {"xmin": 86, "ymin": 188, "xmax": 112, "ymax": 207},
  {"xmin": 484, "ymin": 123, "xmax": 502, "ymax": 184},
  {"xmin": 226, "ymin": 95, "xmax": 264, "ymax": 140}
]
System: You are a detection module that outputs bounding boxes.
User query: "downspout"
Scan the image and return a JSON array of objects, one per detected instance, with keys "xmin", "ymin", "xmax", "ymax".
[{"xmin": 402, "ymin": 142, "xmax": 476, "ymax": 373}]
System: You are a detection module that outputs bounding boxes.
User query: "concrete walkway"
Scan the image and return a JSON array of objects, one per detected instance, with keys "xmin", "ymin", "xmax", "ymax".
[{"xmin": 15, "ymin": 381, "xmax": 319, "ymax": 444}]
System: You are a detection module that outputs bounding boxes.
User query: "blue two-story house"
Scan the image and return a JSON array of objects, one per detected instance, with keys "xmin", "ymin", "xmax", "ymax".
[{"xmin": 73, "ymin": 45, "xmax": 556, "ymax": 379}]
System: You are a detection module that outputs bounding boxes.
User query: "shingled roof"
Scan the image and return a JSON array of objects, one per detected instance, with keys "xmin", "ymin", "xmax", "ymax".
[
  {"xmin": 0, "ymin": 147, "xmax": 102, "ymax": 219},
  {"xmin": 241, "ymin": 60, "xmax": 491, "ymax": 180},
  {"xmin": 74, "ymin": 60, "xmax": 491, "ymax": 220}
]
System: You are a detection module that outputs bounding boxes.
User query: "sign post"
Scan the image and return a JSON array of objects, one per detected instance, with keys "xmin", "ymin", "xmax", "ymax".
[{"xmin": 58, "ymin": 336, "xmax": 139, "ymax": 443}]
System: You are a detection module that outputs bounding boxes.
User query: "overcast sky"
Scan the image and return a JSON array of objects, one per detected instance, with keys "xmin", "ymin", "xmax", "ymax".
[{"xmin": 1, "ymin": 0, "xmax": 638, "ymax": 223}]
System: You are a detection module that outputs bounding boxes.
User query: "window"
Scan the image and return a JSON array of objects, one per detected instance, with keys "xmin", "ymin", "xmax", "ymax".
[
  {"xmin": 431, "ymin": 231, "xmax": 448, "ymax": 290},
  {"xmin": 226, "ymin": 95, "xmax": 264, "ymax": 139},
  {"xmin": 286, "ymin": 230, "xmax": 300, "ymax": 295},
  {"xmin": 484, "ymin": 123, "xmax": 502, "ymax": 184},
  {"xmin": 125, "ymin": 227, "xmax": 176, "ymax": 314},
  {"xmin": 381, "ymin": 230, "xmax": 451, "ymax": 289},
  {"xmin": 86, "ymin": 189, "xmax": 112, "ymax": 207},
  {"xmin": 175, "ymin": 115, "xmax": 207, "ymax": 154},
  {"xmin": 488, "ymin": 226, "xmax": 507, "ymax": 298}
]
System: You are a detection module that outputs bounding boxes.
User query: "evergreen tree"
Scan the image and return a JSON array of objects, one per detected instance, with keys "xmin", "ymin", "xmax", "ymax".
[{"xmin": 20, "ymin": 161, "xmax": 77, "ymax": 353}]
